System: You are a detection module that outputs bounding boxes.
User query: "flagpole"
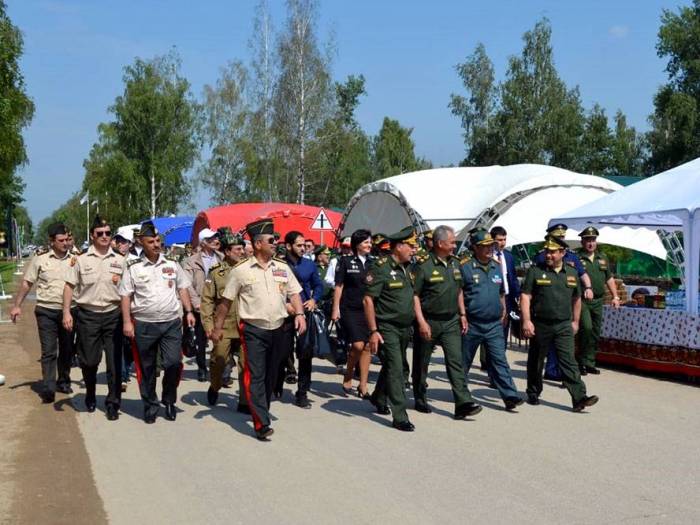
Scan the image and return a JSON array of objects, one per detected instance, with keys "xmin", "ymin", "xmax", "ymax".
[{"xmin": 86, "ymin": 189, "xmax": 90, "ymax": 244}]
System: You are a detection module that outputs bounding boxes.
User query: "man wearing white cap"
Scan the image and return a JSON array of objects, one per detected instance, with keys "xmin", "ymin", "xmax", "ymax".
[{"xmin": 183, "ymin": 228, "xmax": 222, "ymax": 381}]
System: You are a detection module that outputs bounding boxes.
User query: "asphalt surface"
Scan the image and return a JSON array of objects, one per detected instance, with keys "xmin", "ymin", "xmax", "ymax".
[{"xmin": 66, "ymin": 343, "xmax": 700, "ymax": 525}]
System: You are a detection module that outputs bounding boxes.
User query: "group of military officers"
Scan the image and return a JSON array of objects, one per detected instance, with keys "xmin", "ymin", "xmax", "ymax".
[{"xmin": 10, "ymin": 211, "xmax": 618, "ymax": 440}]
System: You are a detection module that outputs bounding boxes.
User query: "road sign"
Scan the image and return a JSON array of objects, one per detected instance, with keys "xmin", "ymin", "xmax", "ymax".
[{"xmin": 310, "ymin": 208, "xmax": 334, "ymax": 231}]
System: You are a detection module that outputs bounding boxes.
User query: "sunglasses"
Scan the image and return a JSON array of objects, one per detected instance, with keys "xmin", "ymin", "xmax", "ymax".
[
  {"xmin": 261, "ymin": 237, "xmax": 277, "ymax": 244},
  {"xmin": 94, "ymin": 230, "xmax": 112, "ymax": 237}
]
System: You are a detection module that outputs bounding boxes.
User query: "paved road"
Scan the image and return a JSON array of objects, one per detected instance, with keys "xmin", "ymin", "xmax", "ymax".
[
  {"xmin": 2, "ymin": 299, "xmax": 699, "ymax": 524},
  {"xmin": 73, "ymin": 343, "xmax": 699, "ymax": 524}
]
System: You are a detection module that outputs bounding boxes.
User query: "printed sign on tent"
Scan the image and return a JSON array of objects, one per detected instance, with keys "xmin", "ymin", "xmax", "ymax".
[{"xmin": 310, "ymin": 208, "xmax": 334, "ymax": 230}]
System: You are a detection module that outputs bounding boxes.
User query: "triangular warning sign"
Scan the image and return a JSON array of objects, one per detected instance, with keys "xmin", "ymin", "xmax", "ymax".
[{"xmin": 310, "ymin": 208, "xmax": 334, "ymax": 230}]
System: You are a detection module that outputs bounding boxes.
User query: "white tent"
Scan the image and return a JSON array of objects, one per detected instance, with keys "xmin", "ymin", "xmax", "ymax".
[
  {"xmin": 340, "ymin": 164, "xmax": 666, "ymax": 258},
  {"xmin": 550, "ymin": 158, "xmax": 700, "ymax": 314}
]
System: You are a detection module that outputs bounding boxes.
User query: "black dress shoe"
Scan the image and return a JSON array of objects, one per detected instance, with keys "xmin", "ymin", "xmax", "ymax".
[
  {"xmin": 573, "ymin": 395, "xmax": 599, "ymax": 413},
  {"xmin": 294, "ymin": 395, "xmax": 311, "ymax": 409},
  {"xmin": 284, "ymin": 372, "xmax": 298, "ymax": 385},
  {"xmin": 85, "ymin": 399, "xmax": 97, "ymax": 413},
  {"xmin": 164, "ymin": 403, "xmax": 177, "ymax": 421},
  {"xmin": 579, "ymin": 365, "xmax": 588, "ymax": 376},
  {"xmin": 256, "ymin": 426, "xmax": 274, "ymax": 440},
  {"xmin": 585, "ymin": 366, "xmax": 601, "ymax": 375},
  {"xmin": 106, "ymin": 406, "xmax": 119, "ymax": 421},
  {"xmin": 56, "ymin": 384, "xmax": 73, "ymax": 394},
  {"xmin": 455, "ymin": 402, "xmax": 482, "ymax": 419},
  {"xmin": 414, "ymin": 401, "xmax": 432, "ymax": 414},
  {"xmin": 504, "ymin": 396, "xmax": 525, "ymax": 411},
  {"xmin": 369, "ymin": 392, "xmax": 390, "ymax": 415},
  {"xmin": 144, "ymin": 414, "xmax": 156, "ymax": 424},
  {"xmin": 237, "ymin": 404, "xmax": 251, "ymax": 414},
  {"xmin": 197, "ymin": 369, "xmax": 208, "ymax": 382},
  {"xmin": 207, "ymin": 387, "xmax": 218, "ymax": 406},
  {"xmin": 527, "ymin": 394, "xmax": 540, "ymax": 405},
  {"xmin": 41, "ymin": 392, "xmax": 55, "ymax": 404},
  {"xmin": 392, "ymin": 420, "xmax": 415, "ymax": 432}
]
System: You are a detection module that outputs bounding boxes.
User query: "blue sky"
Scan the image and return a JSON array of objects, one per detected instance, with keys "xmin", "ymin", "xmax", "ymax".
[{"xmin": 7, "ymin": 0, "xmax": 684, "ymax": 223}]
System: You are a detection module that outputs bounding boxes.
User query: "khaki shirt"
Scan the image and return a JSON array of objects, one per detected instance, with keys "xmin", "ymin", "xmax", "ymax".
[
  {"xmin": 65, "ymin": 245, "xmax": 125, "ymax": 313},
  {"xmin": 118, "ymin": 253, "xmax": 191, "ymax": 323},
  {"xmin": 23, "ymin": 249, "xmax": 75, "ymax": 310},
  {"xmin": 200, "ymin": 260, "xmax": 239, "ymax": 337},
  {"xmin": 222, "ymin": 257, "xmax": 302, "ymax": 330},
  {"xmin": 183, "ymin": 250, "xmax": 222, "ymax": 310}
]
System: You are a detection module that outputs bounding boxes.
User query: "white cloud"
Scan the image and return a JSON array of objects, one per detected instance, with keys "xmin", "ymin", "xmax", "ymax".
[{"xmin": 609, "ymin": 25, "xmax": 630, "ymax": 39}]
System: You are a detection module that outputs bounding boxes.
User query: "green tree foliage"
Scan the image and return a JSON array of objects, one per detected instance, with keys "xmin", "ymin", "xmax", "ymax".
[
  {"xmin": 372, "ymin": 117, "xmax": 431, "ymax": 179},
  {"xmin": 451, "ymin": 18, "xmax": 643, "ymax": 175},
  {"xmin": 610, "ymin": 111, "xmax": 645, "ymax": 176},
  {"xmin": 647, "ymin": 1, "xmax": 700, "ymax": 172},
  {"xmin": 274, "ymin": 0, "xmax": 334, "ymax": 203},
  {"xmin": 0, "ymin": 0, "xmax": 34, "ymax": 218}
]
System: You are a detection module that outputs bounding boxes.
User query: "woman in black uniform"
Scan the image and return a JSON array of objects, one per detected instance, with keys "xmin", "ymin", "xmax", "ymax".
[{"xmin": 331, "ymin": 229, "xmax": 373, "ymax": 397}]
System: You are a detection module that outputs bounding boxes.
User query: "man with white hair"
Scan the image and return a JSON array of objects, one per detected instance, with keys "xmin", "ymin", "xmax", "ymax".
[{"xmin": 183, "ymin": 228, "xmax": 222, "ymax": 381}]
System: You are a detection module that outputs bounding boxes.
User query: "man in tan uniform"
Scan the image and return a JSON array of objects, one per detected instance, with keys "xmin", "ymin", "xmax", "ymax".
[
  {"xmin": 183, "ymin": 228, "xmax": 222, "ymax": 381},
  {"xmin": 211, "ymin": 219, "xmax": 306, "ymax": 441},
  {"xmin": 62, "ymin": 215, "xmax": 124, "ymax": 420},
  {"xmin": 201, "ymin": 228, "xmax": 248, "ymax": 412},
  {"xmin": 10, "ymin": 223, "xmax": 75, "ymax": 402}
]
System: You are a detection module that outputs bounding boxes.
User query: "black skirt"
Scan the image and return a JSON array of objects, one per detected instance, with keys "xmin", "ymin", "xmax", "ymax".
[{"xmin": 340, "ymin": 306, "xmax": 369, "ymax": 345}]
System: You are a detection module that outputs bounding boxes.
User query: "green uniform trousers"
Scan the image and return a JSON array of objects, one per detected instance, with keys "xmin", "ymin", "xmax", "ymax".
[
  {"xmin": 412, "ymin": 316, "xmax": 474, "ymax": 407},
  {"xmin": 578, "ymin": 298, "xmax": 604, "ymax": 368},
  {"xmin": 526, "ymin": 320, "xmax": 587, "ymax": 404},
  {"xmin": 373, "ymin": 322, "xmax": 411, "ymax": 424}
]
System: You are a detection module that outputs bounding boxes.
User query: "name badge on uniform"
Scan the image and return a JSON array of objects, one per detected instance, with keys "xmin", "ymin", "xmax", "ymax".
[
  {"xmin": 566, "ymin": 276, "xmax": 577, "ymax": 288},
  {"xmin": 598, "ymin": 259, "xmax": 607, "ymax": 270},
  {"xmin": 453, "ymin": 269, "xmax": 462, "ymax": 280},
  {"xmin": 492, "ymin": 274, "xmax": 503, "ymax": 284},
  {"xmin": 536, "ymin": 279, "xmax": 551, "ymax": 285},
  {"xmin": 388, "ymin": 281, "xmax": 404, "ymax": 289},
  {"xmin": 429, "ymin": 276, "xmax": 444, "ymax": 283},
  {"xmin": 108, "ymin": 261, "xmax": 123, "ymax": 275}
]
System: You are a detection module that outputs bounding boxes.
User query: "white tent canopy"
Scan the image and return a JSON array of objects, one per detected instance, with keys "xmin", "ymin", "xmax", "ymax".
[
  {"xmin": 340, "ymin": 164, "xmax": 666, "ymax": 258},
  {"xmin": 550, "ymin": 157, "xmax": 700, "ymax": 314}
]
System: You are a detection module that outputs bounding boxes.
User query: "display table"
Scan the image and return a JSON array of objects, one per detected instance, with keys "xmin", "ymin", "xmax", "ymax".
[{"xmin": 598, "ymin": 306, "xmax": 700, "ymax": 377}]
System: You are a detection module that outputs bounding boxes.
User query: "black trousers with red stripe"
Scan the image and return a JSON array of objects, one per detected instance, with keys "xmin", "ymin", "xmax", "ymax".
[{"xmin": 239, "ymin": 321, "xmax": 291, "ymax": 431}]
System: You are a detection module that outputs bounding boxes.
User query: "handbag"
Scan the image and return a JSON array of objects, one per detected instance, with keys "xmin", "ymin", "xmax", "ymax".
[{"xmin": 297, "ymin": 310, "xmax": 332, "ymax": 359}]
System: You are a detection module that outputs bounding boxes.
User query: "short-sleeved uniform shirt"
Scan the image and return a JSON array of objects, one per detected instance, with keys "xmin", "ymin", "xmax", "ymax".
[
  {"xmin": 335, "ymin": 255, "xmax": 371, "ymax": 311},
  {"xmin": 65, "ymin": 245, "xmax": 125, "ymax": 313},
  {"xmin": 118, "ymin": 253, "xmax": 191, "ymax": 323},
  {"xmin": 576, "ymin": 250, "xmax": 612, "ymax": 298},
  {"xmin": 222, "ymin": 257, "xmax": 302, "ymax": 331},
  {"xmin": 412, "ymin": 253, "xmax": 463, "ymax": 319},
  {"xmin": 200, "ymin": 260, "xmax": 239, "ymax": 337},
  {"xmin": 364, "ymin": 256, "xmax": 415, "ymax": 328},
  {"xmin": 521, "ymin": 262, "xmax": 580, "ymax": 322},
  {"xmin": 23, "ymin": 249, "xmax": 75, "ymax": 310},
  {"xmin": 460, "ymin": 256, "xmax": 504, "ymax": 322}
]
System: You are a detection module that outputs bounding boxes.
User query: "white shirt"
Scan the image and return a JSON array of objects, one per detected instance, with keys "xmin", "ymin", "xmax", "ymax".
[{"xmin": 494, "ymin": 250, "xmax": 509, "ymax": 296}]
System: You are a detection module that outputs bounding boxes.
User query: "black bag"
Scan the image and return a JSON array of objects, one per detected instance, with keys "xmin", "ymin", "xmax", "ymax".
[
  {"xmin": 328, "ymin": 320, "xmax": 348, "ymax": 366},
  {"xmin": 182, "ymin": 326, "xmax": 198, "ymax": 358},
  {"xmin": 297, "ymin": 310, "xmax": 332, "ymax": 359}
]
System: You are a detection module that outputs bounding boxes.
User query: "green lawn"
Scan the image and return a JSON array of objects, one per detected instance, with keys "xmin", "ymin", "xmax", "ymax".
[{"xmin": 0, "ymin": 260, "xmax": 20, "ymax": 295}]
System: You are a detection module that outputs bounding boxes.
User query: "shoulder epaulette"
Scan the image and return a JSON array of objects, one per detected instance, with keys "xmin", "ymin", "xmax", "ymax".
[
  {"xmin": 459, "ymin": 254, "xmax": 472, "ymax": 265},
  {"xmin": 209, "ymin": 262, "xmax": 222, "ymax": 272},
  {"xmin": 375, "ymin": 256, "xmax": 387, "ymax": 267},
  {"xmin": 416, "ymin": 254, "xmax": 430, "ymax": 264},
  {"xmin": 272, "ymin": 256, "xmax": 288, "ymax": 265},
  {"xmin": 165, "ymin": 254, "xmax": 178, "ymax": 262},
  {"xmin": 127, "ymin": 258, "xmax": 142, "ymax": 268},
  {"xmin": 233, "ymin": 257, "xmax": 250, "ymax": 268}
]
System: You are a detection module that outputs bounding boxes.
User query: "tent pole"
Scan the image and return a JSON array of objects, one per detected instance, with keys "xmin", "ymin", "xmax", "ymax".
[{"xmin": 688, "ymin": 210, "xmax": 699, "ymax": 314}]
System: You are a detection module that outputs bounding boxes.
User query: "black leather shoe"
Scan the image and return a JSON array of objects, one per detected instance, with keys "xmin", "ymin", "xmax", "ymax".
[
  {"xmin": 106, "ymin": 406, "xmax": 119, "ymax": 421},
  {"xmin": 144, "ymin": 414, "xmax": 156, "ymax": 424},
  {"xmin": 414, "ymin": 401, "xmax": 432, "ymax": 414},
  {"xmin": 164, "ymin": 403, "xmax": 177, "ymax": 421},
  {"xmin": 284, "ymin": 372, "xmax": 297, "ymax": 385},
  {"xmin": 197, "ymin": 369, "xmax": 208, "ymax": 382},
  {"xmin": 455, "ymin": 402, "xmax": 482, "ymax": 419},
  {"xmin": 237, "ymin": 404, "xmax": 251, "ymax": 414},
  {"xmin": 579, "ymin": 364, "xmax": 588, "ymax": 376},
  {"xmin": 585, "ymin": 366, "xmax": 601, "ymax": 375},
  {"xmin": 573, "ymin": 395, "xmax": 599, "ymax": 413},
  {"xmin": 392, "ymin": 420, "xmax": 415, "ymax": 432},
  {"xmin": 256, "ymin": 426, "xmax": 274, "ymax": 440},
  {"xmin": 41, "ymin": 392, "xmax": 55, "ymax": 404},
  {"xmin": 527, "ymin": 394, "xmax": 540, "ymax": 405},
  {"xmin": 207, "ymin": 387, "xmax": 218, "ymax": 406},
  {"xmin": 56, "ymin": 384, "xmax": 73, "ymax": 394},
  {"xmin": 294, "ymin": 395, "xmax": 311, "ymax": 409},
  {"xmin": 85, "ymin": 399, "xmax": 96, "ymax": 413},
  {"xmin": 369, "ymin": 392, "xmax": 390, "ymax": 415},
  {"xmin": 504, "ymin": 396, "xmax": 525, "ymax": 411}
]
